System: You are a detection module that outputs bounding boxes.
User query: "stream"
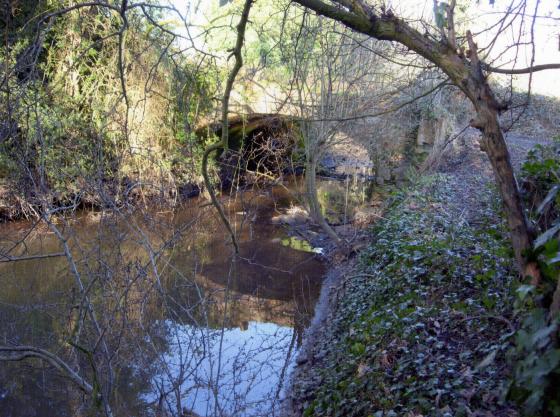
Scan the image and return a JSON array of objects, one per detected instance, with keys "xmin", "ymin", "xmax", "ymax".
[{"xmin": 0, "ymin": 176, "xmax": 373, "ymax": 417}]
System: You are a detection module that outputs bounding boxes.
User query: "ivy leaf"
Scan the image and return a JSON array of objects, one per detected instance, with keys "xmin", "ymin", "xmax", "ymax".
[
  {"xmin": 351, "ymin": 342, "xmax": 366, "ymax": 356},
  {"xmin": 531, "ymin": 323, "xmax": 558, "ymax": 348},
  {"xmin": 546, "ymin": 253, "xmax": 560, "ymax": 264},
  {"xmin": 534, "ymin": 223, "xmax": 560, "ymax": 249},
  {"xmin": 475, "ymin": 349, "xmax": 497, "ymax": 371},
  {"xmin": 536, "ymin": 185, "xmax": 560, "ymax": 214},
  {"xmin": 516, "ymin": 284, "xmax": 535, "ymax": 301}
]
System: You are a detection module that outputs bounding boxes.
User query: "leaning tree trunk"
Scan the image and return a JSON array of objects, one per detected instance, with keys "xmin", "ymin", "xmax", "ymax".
[
  {"xmin": 280, "ymin": 0, "xmax": 542, "ymax": 279},
  {"xmin": 474, "ymin": 107, "xmax": 540, "ymax": 283},
  {"xmin": 462, "ymin": 32, "xmax": 540, "ymax": 283}
]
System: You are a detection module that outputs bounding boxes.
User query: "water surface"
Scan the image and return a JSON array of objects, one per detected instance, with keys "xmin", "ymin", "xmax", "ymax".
[{"xmin": 0, "ymin": 180, "xmax": 326, "ymax": 417}]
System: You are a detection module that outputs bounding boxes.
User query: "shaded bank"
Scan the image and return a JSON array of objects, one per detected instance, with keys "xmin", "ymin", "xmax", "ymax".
[
  {"xmin": 0, "ymin": 114, "xmax": 302, "ymax": 223},
  {"xmin": 286, "ymin": 137, "xmax": 541, "ymax": 416}
]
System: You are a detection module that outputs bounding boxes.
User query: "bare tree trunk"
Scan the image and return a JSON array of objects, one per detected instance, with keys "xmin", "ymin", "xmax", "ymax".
[
  {"xmin": 475, "ymin": 109, "xmax": 540, "ymax": 282},
  {"xmin": 463, "ymin": 31, "xmax": 540, "ymax": 282},
  {"xmin": 305, "ymin": 156, "xmax": 345, "ymax": 246},
  {"xmin": 201, "ymin": 0, "xmax": 254, "ymax": 254}
]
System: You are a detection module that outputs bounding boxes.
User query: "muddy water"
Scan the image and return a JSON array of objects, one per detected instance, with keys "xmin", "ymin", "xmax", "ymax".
[{"xmin": 0, "ymin": 177, "xmax": 371, "ymax": 417}]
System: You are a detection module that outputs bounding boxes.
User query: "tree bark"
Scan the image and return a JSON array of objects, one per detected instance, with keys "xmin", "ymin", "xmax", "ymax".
[
  {"xmin": 201, "ymin": 0, "xmax": 254, "ymax": 254},
  {"xmin": 290, "ymin": 0, "xmax": 541, "ymax": 280},
  {"xmin": 463, "ymin": 31, "xmax": 539, "ymax": 282},
  {"xmin": 305, "ymin": 156, "xmax": 345, "ymax": 246},
  {"xmin": 472, "ymin": 105, "xmax": 539, "ymax": 282}
]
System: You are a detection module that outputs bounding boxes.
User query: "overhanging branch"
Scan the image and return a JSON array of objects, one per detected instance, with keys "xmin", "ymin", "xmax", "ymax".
[
  {"xmin": 483, "ymin": 62, "xmax": 560, "ymax": 75},
  {"xmin": 201, "ymin": 0, "xmax": 254, "ymax": 254}
]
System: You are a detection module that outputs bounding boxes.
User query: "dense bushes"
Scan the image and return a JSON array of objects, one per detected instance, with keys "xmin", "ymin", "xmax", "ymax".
[
  {"xmin": 509, "ymin": 137, "xmax": 560, "ymax": 416},
  {"xmin": 0, "ymin": 3, "xmax": 216, "ymax": 214}
]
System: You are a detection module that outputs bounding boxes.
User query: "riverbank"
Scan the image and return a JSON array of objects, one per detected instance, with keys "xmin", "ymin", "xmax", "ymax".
[
  {"xmin": 0, "ymin": 176, "xmax": 205, "ymax": 222},
  {"xmin": 287, "ymin": 135, "xmax": 542, "ymax": 416}
]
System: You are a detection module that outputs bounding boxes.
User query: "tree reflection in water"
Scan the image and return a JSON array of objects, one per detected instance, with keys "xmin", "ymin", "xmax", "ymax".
[{"xmin": 0, "ymin": 181, "xmax": 324, "ymax": 417}]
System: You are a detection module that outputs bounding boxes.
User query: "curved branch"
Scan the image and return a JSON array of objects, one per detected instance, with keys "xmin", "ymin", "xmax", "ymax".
[
  {"xmin": 220, "ymin": 0, "xmax": 254, "ymax": 151},
  {"xmin": 291, "ymin": 0, "xmax": 474, "ymax": 100},
  {"xmin": 201, "ymin": 0, "xmax": 254, "ymax": 254},
  {"xmin": 201, "ymin": 143, "xmax": 239, "ymax": 253},
  {"xmin": 0, "ymin": 346, "xmax": 93, "ymax": 394}
]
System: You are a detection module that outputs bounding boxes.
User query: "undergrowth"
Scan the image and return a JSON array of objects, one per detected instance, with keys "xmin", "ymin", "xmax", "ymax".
[
  {"xmin": 509, "ymin": 137, "xmax": 560, "ymax": 416},
  {"xmin": 304, "ymin": 174, "xmax": 522, "ymax": 416}
]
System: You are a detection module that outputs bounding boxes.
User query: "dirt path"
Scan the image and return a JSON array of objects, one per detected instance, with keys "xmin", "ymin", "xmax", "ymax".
[
  {"xmin": 438, "ymin": 130, "xmax": 552, "ymax": 220},
  {"xmin": 505, "ymin": 133, "xmax": 552, "ymax": 169}
]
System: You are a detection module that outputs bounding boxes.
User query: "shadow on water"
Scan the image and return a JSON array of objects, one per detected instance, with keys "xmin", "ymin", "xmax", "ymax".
[{"xmin": 0, "ymin": 179, "xmax": 331, "ymax": 417}]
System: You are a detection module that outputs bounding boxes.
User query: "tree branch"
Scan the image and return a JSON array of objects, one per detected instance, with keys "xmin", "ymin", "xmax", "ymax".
[
  {"xmin": 0, "ymin": 252, "xmax": 65, "ymax": 262},
  {"xmin": 291, "ymin": 0, "xmax": 469, "ymax": 94},
  {"xmin": 483, "ymin": 62, "xmax": 560, "ymax": 75},
  {"xmin": 0, "ymin": 346, "xmax": 93, "ymax": 394},
  {"xmin": 201, "ymin": 0, "xmax": 254, "ymax": 254},
  {"xmin": 446, "ymin": 0, "xmax": 457, "ymax": 50}
]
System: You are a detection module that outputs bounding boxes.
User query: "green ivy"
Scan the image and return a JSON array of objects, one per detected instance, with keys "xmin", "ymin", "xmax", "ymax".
[
  {"xmin": 304, "ymin": 174, "xmax": 520, "ymax": 416},
  {"xmin": 507, "ymin": 136, "xmax": 560, "ymax": 416}
]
